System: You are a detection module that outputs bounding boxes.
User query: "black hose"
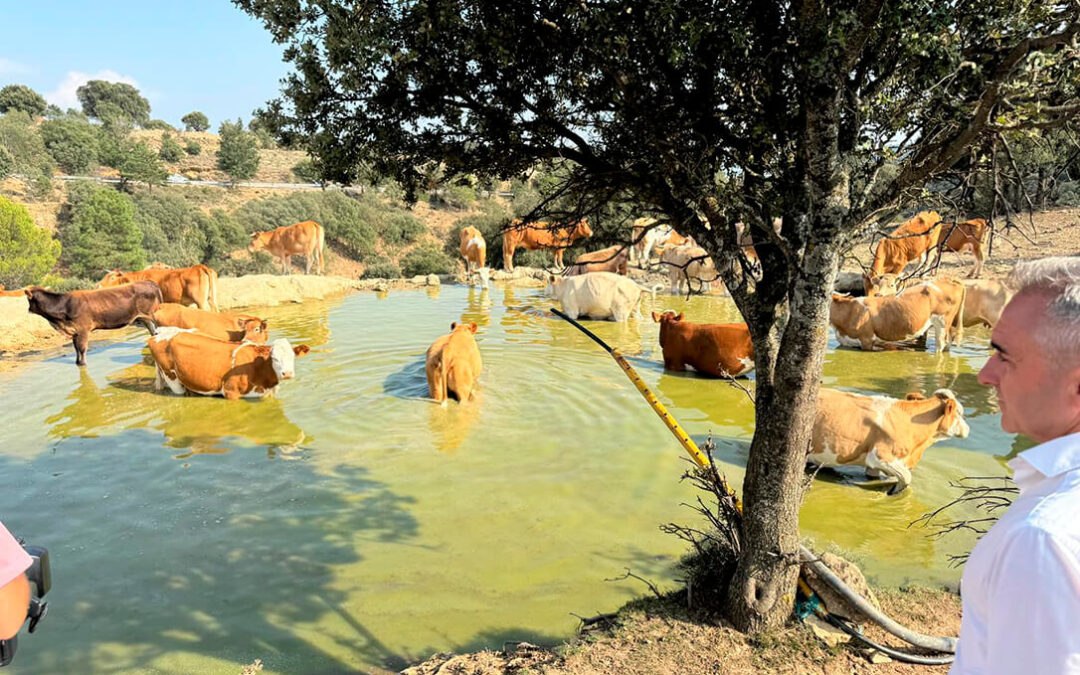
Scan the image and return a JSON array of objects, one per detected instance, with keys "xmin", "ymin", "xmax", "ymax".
[{"xmin": 822, "ymin": 613, "xmax": 955, "ymax": 666}]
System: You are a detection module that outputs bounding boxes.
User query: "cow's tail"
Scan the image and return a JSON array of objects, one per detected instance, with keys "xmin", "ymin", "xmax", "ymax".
[
  {"xmin": 951, "ymin": 281, "xmax": 965, "ymax": 346},
  {"xmin": 316, "ymin": 222, "xmax": 326, "ymax": 275},
  {"xmin": 635, "ymin": 282, "xmax": 663, "ymax": 303},
  {"xmin": 436, "ymin": 352, "xmax": 449, "ymax": 405},
  {"xmin": 202, "ymin": 264, "xmax": 220, "ymax": 312}
]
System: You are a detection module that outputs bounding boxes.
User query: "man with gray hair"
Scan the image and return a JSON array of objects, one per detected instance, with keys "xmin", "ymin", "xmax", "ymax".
[{"xmin": 951, "ymin": 256, "xmax": 1080, "ymax": 674}]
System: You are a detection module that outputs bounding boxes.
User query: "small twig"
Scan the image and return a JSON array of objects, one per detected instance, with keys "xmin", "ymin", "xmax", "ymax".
[
  {"xmin": 605, "ymin": 567, "xmax": 664, "ymax": 599},
  {"xmin": 571, "ymin": 611, "xmax": 618, "ymax": 628}
]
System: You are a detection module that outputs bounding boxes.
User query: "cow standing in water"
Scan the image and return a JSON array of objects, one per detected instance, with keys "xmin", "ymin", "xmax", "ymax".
[
  {"xmin": 459, "ymin": 226, "xmax": 490, "ymax": 287},
  {"xmin": 26, "ymin": 282, "xmax": 162, "ymax": 366},
  {"xmin": 502, "ymin": 219, "xmax": 592, "ymax": 271},
  {"xmin": 249, "ymin": 220, "xmax": 326, "ymax": 275},
  {"xmin": 99, "ymin": 264, "xmax": 219, "ymax": 311},
  {"xmin": 426, "ymin": 322, "xmax": 483, "ymax": 405}
]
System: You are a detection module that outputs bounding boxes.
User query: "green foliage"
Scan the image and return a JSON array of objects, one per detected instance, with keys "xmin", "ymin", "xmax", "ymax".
[
  {"xmin": 143, "ymin": 119, "xmax": 175, "ymax": 131},
  {"xmin": 184, "ymin": 140, "xmax": 202, "ymax": 156},
  {"xmin": 119, "ymin": 142, "xmax": 167, "ymax": 189},
  {"xmin": 215, "ymin": 250, "xmax": 279, "ymax": 277},
  {"xmin": 400, "ymin": 243, "xmax": 453, "ymax": 277},
  {"xmin": 131, "ymin": 190, "xmax": 207, "ymax": 266},
  {"xmin": 0, "ymin": 85, "xmax": 47, "ymax": 117},
  {"xmin": 39, "ymin": 274, "xmax": 94, "ymax": 293},
  {"xmin": 159, "ymin": 133, "xmax": 183, "ymax": 162},
  {"xmin": 0, "ymin": 111, "xmax": 55, "ymax": 177},
  {"xmin": 59, "ymin": 183, "xmax": 145, "ymax": 278},
  {"xmin": 0, "ymin": 147, "xmax": 12, "ymax": 180},
  {"xmin": 77, "ymin": 80, "xmax": 150, "ymax": 123},
  {"xmin": 40, "ymin": 117, "xmax": 99, "ymax": 174},
  {"xmin": 378, "ymin": 212, "xmax": 426, "ymax": 247},
  {"xmin": 181, "ymin": 111, "xmax": 210, "ymax": 132},
  {"xmin": 292, "ymin": 158, "xmax": 320, "ymax": 183},
  {"xmin": 0, "ymin": 195, "xmax": 61, "ymax": 287},
  {"xmin": 430, "ymin": 183, "xmax": 476, "ymax": 210},
  {"xmin": 216, "ymin": 119, "xmax": 260, "ymax": 183},
  {"xmin": 360, "ymin": 256, "xmax": 401, "ymax": 279}
]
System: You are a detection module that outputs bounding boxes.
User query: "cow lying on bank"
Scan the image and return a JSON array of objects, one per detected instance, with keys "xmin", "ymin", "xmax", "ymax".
[
  {"xmin": 652, "ymin": 310, "xmax": 754, "ymax": 377},
  {"xmin": 810, "ymin": 388, "xmax": 970, "ymax": 494},
  {"xmin": 830, "ymin": 279, "xmax": 965, "ymax": 351},
  {"xmin": 547, "ymin": 272, "xmax": 659, "ymax": 322},
  {"xmin": 26, "ymin": 282, "xmax": 162, "ymax": 366},
  {"xmin": 149, "ymin": 327, "xmax": 309, "ymax": 399},
  {"xmin": 249, "ymin": 220, "xmax": 326, "ymax": 275},
  {"xmin": 660, "ymin": 244, "xmax": 717, "ymax": 295},
  {"xmin": 565, "ymin": 245, "xmax": 630, "ymax": 276},
  {"xmin": 100, "ymin": 264, "xmax": 219, "ymax": 311},
  {"xmin": 152, "ymin": 303, "xmax": 268, "ymax": 343},
  {"xmin": 459, "ymin": 226, "xmax": 490, "ymax": 287},
  {"xmin": 426, "ymin": 322, "xmax": 482, "ymax": 405},
  {"xmin": 502, "ymin": 218, "xmax": 592, "ymax": 271}
]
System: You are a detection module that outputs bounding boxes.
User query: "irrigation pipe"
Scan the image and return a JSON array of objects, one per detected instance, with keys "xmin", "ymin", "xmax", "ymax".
[{"xmin": 549, "ymin": 307, "xmax": 957, "ymax": 662}]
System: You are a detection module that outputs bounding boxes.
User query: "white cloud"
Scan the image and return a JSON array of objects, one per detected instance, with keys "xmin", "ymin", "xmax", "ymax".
[
  {"xmin": 45, "ymin": 70, "xmax": 140, "ymax": 110},
  {"xmin": 0, "ymin": 58, "xmax": 34, "ymax": 77}
]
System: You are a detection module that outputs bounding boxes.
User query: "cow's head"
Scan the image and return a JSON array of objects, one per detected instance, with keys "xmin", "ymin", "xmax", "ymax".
[
  {"xmin": 863, "ymin": 273, "xmax": 902, "ymax": 297},
  {"xmin": 248, "ymin": 231, "xmax": 272, "ymax": 253},
  {"xmin": 450, "ymin": 321, "xmax": 478, "ymax": 334},
  {"xmin": 98, "ymin": 270, "xmax": 129, "ymax": 288},
  {"xmin": 932, "ymin": 389, "xmax": 970, "ymax": 439},
  {"xmin": 545, "ymin": 273, "xmax": 563, "ymax": 296},
  {"xmin": 574, "ymin": 219, "xmax": 593, "ymax": 239},
  {"xmin": 652, "ymin": 310, "xmax": 683, "ymax": 347},
  {"xmin": 241, "ymin": 318, "xmax": 269, "ymax": 344},
  {"xmin": 269, "ymin": 339, "xmax": 299, "ymax": 380}
]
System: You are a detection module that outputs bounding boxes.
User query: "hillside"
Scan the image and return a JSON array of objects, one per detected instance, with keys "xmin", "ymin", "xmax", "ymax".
[{"xmin": 128, "ymin": 129, "xmax": 310, "ymax": 184}]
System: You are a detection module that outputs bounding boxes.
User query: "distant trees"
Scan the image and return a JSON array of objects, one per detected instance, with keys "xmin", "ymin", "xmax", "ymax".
[
  {"xmin": 0, "ymin": 111, "xmax": 55, "ymax": 197},
  {"xmin": 76, "ymin": 80, "xmax": 150, "ymax": 124},
  {"xmin": 39, "ymin": 118, "xmax": 99, "ymax": 174},
  {"xmin": 216, "ymin": 119, "xmax": 260, "ymax": 184},
  {"xmin": 181, "ymin": 111, "xmax": 210, "ymax": 132},
  {"xmin": 118, "ymin": 142, "xmax": 167, "ymax": 190},
  {"xmin": 158, "ymin": 133, "xmax": 183, "ymax": 162},
  {"xmin": 0, "ymin": 195, "xmax": 60, "ymax": 287},
  {"xmin": 143, "ymin": 119, "xmax": 175, "ymax": 131},
  {"xmin": 184, "ymin": 140, "xmax": 201, "ymax": 156},
  {"xmin": 0, "ymin": 85, "xmax": 48, "ymax": 117},
  {"xmin": 59, "ymin": 183, "xmax": 145, "ymax": 278}
]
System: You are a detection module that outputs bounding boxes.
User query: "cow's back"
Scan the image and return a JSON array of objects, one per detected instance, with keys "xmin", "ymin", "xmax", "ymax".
[{"xmin": 812, "ymin": 389, "xmax": 889, "ymax": 463}]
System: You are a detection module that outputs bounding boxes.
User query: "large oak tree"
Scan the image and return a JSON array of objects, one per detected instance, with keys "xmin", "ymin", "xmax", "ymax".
[{"xmin": 238, "ymin": 0, "xmax": 1080, "ymax": 631}]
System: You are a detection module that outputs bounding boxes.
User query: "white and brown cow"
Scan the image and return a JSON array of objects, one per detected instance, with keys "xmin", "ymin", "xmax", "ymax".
[
  {"xmin": 830, "ymin": 278, "xmax": 965, "ymax": 351},
  {"xmin": 809, "ymin": 388, "xmax": 970, "ymax": 494},
  {"xmin": 630, "ymin": 218, "xmax": 675, "ymax": 265},
  {"xmin": 547, "ymin": 272, "xmax": 659, "ymax": 322},
  {"xmin": 652, "ymin": 310, "xmax": 754, "ymax": 377},
  {"xmin": 459, "ymin": 226, "xmax": 490, "ymax": 287},
  {"xmin": 660, "ymin": 244, "xmax": 717, "ymax": 295},
  {"xmin": 149, "ymin": 327, "xmax": 309, "ymax": 399},
  {"xmin": 960, "ymin": 278, "xmax": 1012, "ymax": 328}
]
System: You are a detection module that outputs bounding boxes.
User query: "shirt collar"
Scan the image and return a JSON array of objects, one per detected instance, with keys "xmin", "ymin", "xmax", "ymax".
[{"xmin": 1008, "ymin": 432, "xmax": 1080, "ymax": 487}]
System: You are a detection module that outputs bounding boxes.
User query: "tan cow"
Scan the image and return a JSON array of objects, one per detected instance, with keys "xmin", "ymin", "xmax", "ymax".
[
  {"xmin": 426, "ymin": 322, "xmax": 482, "ymax": 405},
  {"xmin": 810, "ymin": 388, "xmax": 970, "ymax": 494},
  {"xmin": 865, "ymin": 211, "xmax": 942, "ymax": 293},
  {"xmin": 937, "ymin": 219, "xmax": 989, "ymax": 278},
  {"xmin": 565, "ymin": 245, "xmax": 630, "ymax": 276},
  {"xmin": 459, "ymin": 226, "xmax": 490, "ymax": 287},
  {"xmin": 152, "ymin": 303, "xmax": 268, "ymax": 343},
  {"xmin": 660, "ymin": 244, "xmax": 717, "ymax": 295},
  {"xmin": 960, "ymin": 278, "xmax": 1012, "ymax": 328},
  {"xmin": 547, "ymin": 272, "xmax": 659, "ymax": 322},
  {"xmin": 630, "ymin": 218, "xmax": 676, "ymax": 264},
  {"xmin": 652, "ymin": 310, "xmax": 754, "ymax": 377},
  {"xmin": 249, "ymin": 220, "xmax": 326, "ymax": 275},
  {"xmin": 149, "ymin": 327, "xmax": 309, "ymax": 399},
  {"xmin": 830, "ymin": 278, "xmax": 966, "ymax": 351},
  {"xmin": 0, "ymin": 285, "xmax": 33, "ymax": 297},
  {"xmin": 99, "ymin": 264, "xmax": 219, "ymax": 311},
  {"xmin": 502, "ymin": 219, "xmax": 593, "ymax": 271}
]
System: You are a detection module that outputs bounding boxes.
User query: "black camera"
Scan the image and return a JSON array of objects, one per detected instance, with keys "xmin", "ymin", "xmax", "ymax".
[{"xmin": 0, "ymin": 544, "xmax": 51, "ymax": 668}]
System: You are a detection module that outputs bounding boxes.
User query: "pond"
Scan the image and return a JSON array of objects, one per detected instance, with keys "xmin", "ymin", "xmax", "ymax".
[{"xmin": 0, "ymin": 283, "xmax": 1018, "ymax": 674}]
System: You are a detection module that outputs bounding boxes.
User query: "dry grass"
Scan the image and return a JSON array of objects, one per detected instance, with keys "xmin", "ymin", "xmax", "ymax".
[{"xmin": 129, "ymin": 129, "xmax": 309, "ymax": 183}]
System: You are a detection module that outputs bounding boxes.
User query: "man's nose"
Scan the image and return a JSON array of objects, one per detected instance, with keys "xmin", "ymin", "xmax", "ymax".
[{"xmin": 978, "ymin": 359, "xmax": 997, "ymax": 386}]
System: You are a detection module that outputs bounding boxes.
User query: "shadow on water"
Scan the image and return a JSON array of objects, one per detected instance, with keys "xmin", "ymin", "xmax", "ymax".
[
  {"xmin": 382, "ymin": 355, "xmax": 431, "ymax": 401},
  {"xmin": 0, "ymin": 431, "xmax": 420, "ymax": 674}
]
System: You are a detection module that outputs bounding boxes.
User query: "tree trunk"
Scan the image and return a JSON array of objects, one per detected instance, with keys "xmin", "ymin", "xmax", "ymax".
[{"xmin": 725, "ymin": 243, "xmax": 840, "ymax": 632}]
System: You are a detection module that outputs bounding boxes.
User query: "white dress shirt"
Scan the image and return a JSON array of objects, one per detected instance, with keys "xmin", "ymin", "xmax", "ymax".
[{"xmin": 951, "ymin": 432, "xmax": 1080, "ymax": 674}]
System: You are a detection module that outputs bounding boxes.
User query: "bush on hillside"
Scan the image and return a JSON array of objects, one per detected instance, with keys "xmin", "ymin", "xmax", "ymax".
[
  {"xmin": 216, "ymin": 251, "xmax": 278, "ymax": 277},
  {"xmin": 132, "ymin": 191, "xmax": 208, "ymax": 266},
  {"xmin": 430, "ymin": 184, "xmax": 476, "ymax": 210},
  {"xmin": 217, "ymin": 119, "xmax": 260, "ymax": 183},
  {"xmin": 39, "ymin": 274, "xmax": 94, "ymax": 293},
  {"xmin": 292, "ymin": 159, "xmax": 320, "ymax": 183},
  {"xmin": 184, "ymin": 140, "xmax": 201, "ymax": 156},
  {"xmin": 0, "ymin": 111, "xmax": 56, "ymax": 183},
  {"xmin": 77, "ymin": 80, "xmax": 150, "ymax": 123},
  {"xmin": 40, "ymin": 117, "xmax": 99, "ymax": 174},
  {"xmin": 181, "ymin": 111, "xmax": 210, "ymax": 132},
  {"xmin": 378, "ymin": 212, "xmax": 426, "ymax": 246},
  {"xmin": 118, "ymin": 141, "xmax": 167, "ymax": 189},
  {"xmin": 197, "ymin": 209, "xmax": 250, "ymax": 266},
  {"xmin": 59, "ymin": 183, "xmax": 145, "ymax": 278},
  {"xmin": 0, "ymin": 147, "xmax": 12, "ymax": 180},
  {"xmin": 159, "ymin": 133, "xmax": 183, "ymax": 162},
  {"xmin": 0, "ymin": 85, "xmax": 47, "ymax": 117},
  {"xmin": 143, "ymin": 119, "xmax": 175, "ymax": 131},
  {"xmin": 360, "ymin": 256, "xmax": 401, "ymax": 279},
  {"xmin": 0, "ymin": 195, "xmax": 61, "ymax": 287},
  {"xmin": 401, "ymin": 243, "xmax": 453, "ymax": 277}
]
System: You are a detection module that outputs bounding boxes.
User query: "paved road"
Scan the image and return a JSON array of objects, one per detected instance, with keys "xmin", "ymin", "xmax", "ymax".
[{"xmin": 54, "ymin": 174, "xmax": 345, "ymax": 191}]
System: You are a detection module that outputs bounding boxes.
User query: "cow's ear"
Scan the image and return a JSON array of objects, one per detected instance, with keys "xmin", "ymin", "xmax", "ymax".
[
  {"xmin": 293, "ymin": 345, "xmax": 310, "ymax": 356},
  {"xmin": 905, "ymin": 392, "xmax": 926, "ymax": 400},
  {"xmin": 943, "ymin": 397, "xmax": 957, "ymax": 415},
  {"xmin": 450, "ymin": 322, "xmax": 458, "ymax": 331},
  {"xmin": 23, "ymin": 289, "xmax": 33, "ymax": 299},
  {"xmin": 651, "ymin": 311, "xmax": 660, "ymax": 322},
  {"xmin": 469, "ymin": 322, "xmax": 477, "ymax": 333},
  {"xmin": 676, "ymin": 312, "xmax": 684, "ymax": 322},
  {"xmin": 260, "ymin": 320, "xmax": 268, "ymax": 331}
]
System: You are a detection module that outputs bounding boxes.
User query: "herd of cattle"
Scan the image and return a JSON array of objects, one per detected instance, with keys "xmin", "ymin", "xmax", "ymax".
[{"xmin": 1, "ymin": 211, "xmax": 1007, "ymax": 493}]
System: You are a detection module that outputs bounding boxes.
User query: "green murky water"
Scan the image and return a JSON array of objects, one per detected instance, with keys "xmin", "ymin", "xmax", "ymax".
[{"xmin": 0, "ymin": 284, "xmax": 1020, "ymax": 674}]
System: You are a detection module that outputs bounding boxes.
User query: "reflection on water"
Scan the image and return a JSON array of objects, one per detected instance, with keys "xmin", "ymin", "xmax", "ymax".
[{"xmin": 0, "ymin": 283, "xmax": 1020, "ymax": 674}]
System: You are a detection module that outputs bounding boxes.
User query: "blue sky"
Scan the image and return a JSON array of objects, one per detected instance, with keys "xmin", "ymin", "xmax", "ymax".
[{"xmin": 1, "ymin": 1, "xmax": 290, "ymax": 128}]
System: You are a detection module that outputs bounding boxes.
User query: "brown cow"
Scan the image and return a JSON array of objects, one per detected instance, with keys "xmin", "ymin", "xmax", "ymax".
[
  {"xmin": 152, "ymin": 303, "xmax": 268, "ymax": 343},
  {"xmin": 26, "ymin": 281, "xmax": 162, "ymax": 366},
  {"xmin": 502, "ymin": 219, "xmax": 592, "ymax": 271},
  {"xmin": 936, "ymin": 218, "xmax": 989, "ymax": 278},
  {"xmin": 830, "ymin": 278, "xmax": 965, "ymax": 351},
  {"xmin": 149, "ymin": 327, "xmax": 309, "ymax": 399},
  {"xmin": 809, "ymin": 388, "xmax": 970, "ymax": 494},
  {"xmin": 426, "ymin": 322, "xmax": 483, "ymax": 405},
  {"xmin": 652, "ymin": 310, "xmax": 754, "ymax": 377},
  {"xmin": 865, "ymin": 211, "xmax": 942, "ymax": 293},
  {"xmin": 565, "ymin": 245, "xmax": 630, "ymax": 276},
  {"xmin": 249, "ymin": 220, "xmax": 326, "ymax": 275},
  {"xmin": 459, "ymin": 226, "xmax": 490, "ymax": 287},
  {"xmin": 99, "ymin": 264, "xmax": 218, "ymax": 311}
]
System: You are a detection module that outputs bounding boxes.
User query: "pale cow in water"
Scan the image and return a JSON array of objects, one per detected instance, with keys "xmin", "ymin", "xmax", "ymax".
[
  {"xmin": 829, "ymin": 278, "xmax": 966, "ymax": 351},
  {"xmin": 565, "ymin": 245, "xmax": 630, "ymax": 276},
  {"xmin": 459, "ymin": 226, "xmax": 490, "ymax": 287},
  {"xmin": 809, "ymin": 388, "xmax": 970, "ymax": 494},
  {"xmin": 152, "ymin": 303, "xmax": 268, "ymax": 343},
  {"xmin": 660, "ymin": 244, "xmax": 717, "ymax": 295},
  {"xmin": 249, "ymin": 220, "xmax": 326, "ymax": 275},
  {"xmin": 960, "ymin": 278, "xmax": 1012, "ymax": 328},
  {"xmin": 630, "ymin": 218, "xmax": 675, "ymax": 265},
  {"xmin": 547, "ymin": 272, "xmax": 659, "ymax": 322}
]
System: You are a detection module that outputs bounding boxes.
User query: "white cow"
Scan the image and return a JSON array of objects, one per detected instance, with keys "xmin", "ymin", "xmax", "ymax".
[
  {"xmin": 630, "ymin": 217, "xmax": 675, "ymax": 266},
  {"xmin": 547, "ymin": 272, "xmax": 659, "ymax": 322}
]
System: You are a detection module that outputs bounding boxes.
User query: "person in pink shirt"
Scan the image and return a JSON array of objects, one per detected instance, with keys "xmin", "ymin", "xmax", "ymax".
[{"xmin": 0, "ymin": 522, "xmax": 31, "ymax": 640}]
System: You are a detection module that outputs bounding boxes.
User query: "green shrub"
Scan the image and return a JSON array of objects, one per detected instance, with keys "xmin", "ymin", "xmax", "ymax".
[
  {"xmin": 0, "ymin": 147, "xmax": 11, "ymax": 179},
  {"xmin": 40, "ymin": 117, "xmax": 99, "ymax": 174},
  {"xmin": 118, "ymin": 141, "xmax": 167, "ymax": 189},
  {"xmin": 0, "ymin": 196, "xmax": 61, "ymax": 287},
  {"xmin": 292, "ymin": 159, "xmax": 320, "ymax": 183},
  {"xmin": 143, "ymin": 119, "xmax": 175, "ymax": 131},
  {"xmin": 131, "ymin": 190, "xmax": 207, "ymax": 266},
  {"xmin": 77, "ymin": 80, "xmax": 150, "ymax": 123},
  {"xmin": 216, "ymin": 119, "xmax": 260, "ymax": 183},
  {"xmin": 181, "ymin": 111, "xmax": 210, "ymax": 132},
  {"xmin": 158, "ymin": 133, "xmax": 183, "ymax": 162},
  {"xmin": 0, "ymin": 111, "xmax": 55, "ymax": 178},
  {"xmin": 215, "ymin": 251, "xmax": 278, "ymax": 277},
  {"xmin": 184, "ymin": 140, "xmax": 201, "ymax": 156},
  {"xmin": 39, "ymin": 274, "xmax": 94, "ymax": 293},
  {"xmin": 378, "ymin": 212, "xmax": 426, "ymax": 246},
  {"xmin": 400, "ymin": 243, "xmax": 453, "ymax": 277},
  {"xmin": 197, "ymin": 209, "xmax": 249, "ymax": 266},
  {"xmin": 1057, "ymin": 181, "xmax": 1080, "ymax": 206},
  {"xmin": 59, "ymin": 183, "xmax": 145, "ymax": 278},
  {"xmin": 361, "ymin": 256, "xmax": 402, "ymax": 279},
  {"xmin": 28, "ymin": 171, "xmax": 52, "ymax": 200},
  {"xmin": 0, "ymin": 85, "xmax": 48, "ymax": 117}
]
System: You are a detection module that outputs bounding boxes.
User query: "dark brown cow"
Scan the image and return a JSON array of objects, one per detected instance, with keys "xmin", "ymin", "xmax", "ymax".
[
  {"xmin": 26, "ymin": 281, "xmax": 162, "ymax": 366},
  {"xmin": 502, "ymin": 219, "xmax": 593, "ymax": 271}
]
